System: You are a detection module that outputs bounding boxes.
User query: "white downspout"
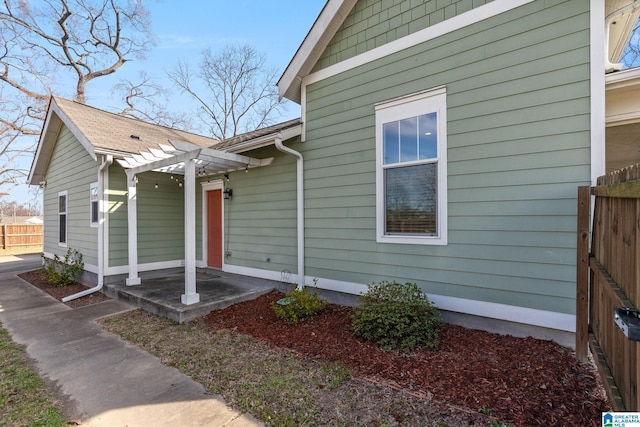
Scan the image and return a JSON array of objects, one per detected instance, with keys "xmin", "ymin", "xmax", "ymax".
[
  {"xmin": 274, "ymin": 137, "xmax": 305, "ymax": 289},
  {"xmin": 62, "ymin": 154, "xmax": 113, "ymax": 302}
]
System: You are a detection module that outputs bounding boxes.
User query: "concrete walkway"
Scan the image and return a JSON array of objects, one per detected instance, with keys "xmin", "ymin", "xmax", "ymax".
[{"xmin": 0, "ymin": 254, "xmax": 263, "ymax": 427}]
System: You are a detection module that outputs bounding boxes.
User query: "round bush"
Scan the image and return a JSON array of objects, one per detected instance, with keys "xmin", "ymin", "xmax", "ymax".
[{"xmin": 351, "ymin": 281, "xmax": 440, "ymax": 352}]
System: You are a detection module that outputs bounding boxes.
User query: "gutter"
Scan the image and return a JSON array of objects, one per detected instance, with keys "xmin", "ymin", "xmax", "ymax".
[
  {"xmin": 62, "ymin": 154, "xmax": 113, "ymax": 302},
  {"xmin": 274, "ymin": 137, "xmax": 305, "ymax": 289}
]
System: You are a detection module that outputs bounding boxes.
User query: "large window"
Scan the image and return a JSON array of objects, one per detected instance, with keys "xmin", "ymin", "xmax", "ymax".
[
  {"xmin": 58, "ymin": 191, "xmax": 67, "ymax": 246},
  {"xmin": 375, "ymin": 86, "xmax": 447, "ymax": 245},
  {"xmin": 90, "ymin": 183, "xmax": 99, "ymax": 227}
]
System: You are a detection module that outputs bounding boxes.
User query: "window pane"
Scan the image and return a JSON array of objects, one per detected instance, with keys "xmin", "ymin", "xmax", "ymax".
[
  {"xmin": 418, "ymin": 113, "xmax": 437, "ymax": 159},
  {"xmin": 399, "ymin": 117, "xmax": 418, "ymax": 162},
  {"xmin": 385, "ymin": 163, "xmax": 437, "ymax": 235},
  {"xmin": 59, "ymin": 214, "xmax": 66, "ymax": 243},
  {"xmin": 383, "ymin": 122, "xmax": 399, "ymax": 164},
  {"xmin": 91, "ymin": 201, "xmax": 99, "ymax": 223},
  {"xmin": 90, "ymin": 186, "xmax": 99, "ymax": 200},
  {"xmin": 59, "ymin": 195, "xmax": 66, "ymax": 213}
]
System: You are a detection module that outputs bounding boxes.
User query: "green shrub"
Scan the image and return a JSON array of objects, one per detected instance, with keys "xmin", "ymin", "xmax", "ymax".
[
  {"xmin": 351, "ymin": 281, "xmax": 440, "ymax": 352},
  {"xmin": 272, "ymin": 283, "xmax": 327, "ymax": 325},
  {"xmin": 40, "ymin": 248, "xmax": 84, "ymax": 287}
]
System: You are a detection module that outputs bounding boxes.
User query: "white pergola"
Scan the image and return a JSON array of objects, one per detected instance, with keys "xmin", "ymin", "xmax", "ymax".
[{"xmin": 118, "ymin": 140, "xmax": 274, "ymax": 305}]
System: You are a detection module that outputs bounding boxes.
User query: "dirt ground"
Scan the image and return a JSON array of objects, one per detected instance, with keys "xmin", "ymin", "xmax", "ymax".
[
  {"xmin": 204, "ymin": 290, "xmax": 610, "ymax": 427},
  {"xmin": 19, "ymin": 270, "xmax": 610, "ymax": 426}
]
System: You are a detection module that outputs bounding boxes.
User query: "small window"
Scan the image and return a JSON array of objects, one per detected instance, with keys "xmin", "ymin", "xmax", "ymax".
[
  {"xmin": 58, "ymin": 191, "xmax": 67, "ymax": 246},
  {"xmin": 90, "ymin": 183, "xmax": 99, "ymax": 227},
  {"xmin": 375, "ymin": 87, "xmax": 448, "ymax": 245}
]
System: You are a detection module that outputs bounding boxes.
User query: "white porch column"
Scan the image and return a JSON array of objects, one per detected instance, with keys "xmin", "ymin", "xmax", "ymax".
[
  {"xmin": 181, "ymin": 158, "xmax": 199, "ymax": 305},
  {"xmin": 125, "ymin": 171, "xmax": 141, "ymax": 286}
]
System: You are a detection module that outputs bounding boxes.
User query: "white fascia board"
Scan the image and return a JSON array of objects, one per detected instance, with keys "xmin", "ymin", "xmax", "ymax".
[
  {"xmin": 278, "ymin": 0, "xmax": 358, "ymax": 103},
  {"xmin": 29, "ymin": 98, "xmax": 98, "ymax": 184},
  {"xmin": 49, "ymin": 98, "xmax": 97, "ymax": 161},
  {"xmin": 303, "ymin": 0, "xmax": 535, "ymax": 88},
  {"xmin": 223, "ymin": 124, "xmax": 303, "ymax": 154},
  {"xmin": 28, "ymin": 104, "xmax": 60, "ymax": 185},
  {"xmin": 606, "ymin": 66, "xmax": 640, "ymax": 90}
]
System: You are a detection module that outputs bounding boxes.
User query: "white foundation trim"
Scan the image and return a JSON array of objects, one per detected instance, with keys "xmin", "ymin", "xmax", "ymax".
[
  {"xmin": 223, "ymin": 264, "xmax": 294, "ymax": 283},
  {"xmin": 223, "ymin": 264, "xmax": 575, "ymax": 333},
  {"xmin": 105, "ymin": 260, "xmax": 185, "ymax": 276}
]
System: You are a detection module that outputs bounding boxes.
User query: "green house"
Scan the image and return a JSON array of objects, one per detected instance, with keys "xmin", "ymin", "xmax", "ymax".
[{"xmin": 29, "ymin": 0, "xmax": 640, "ymax": 347}]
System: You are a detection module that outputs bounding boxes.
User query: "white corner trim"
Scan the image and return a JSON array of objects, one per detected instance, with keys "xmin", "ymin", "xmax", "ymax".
[
  {"xmin": 591, "ymin": 0, "xmax": 606, "ymax": 185},
  {"xmin": 222, "ymin": 264, "xmax": 575, "ymax": 332},
  {"xmin": 304, "ymin": 0, "xmax": 535, "ymax": 87}
]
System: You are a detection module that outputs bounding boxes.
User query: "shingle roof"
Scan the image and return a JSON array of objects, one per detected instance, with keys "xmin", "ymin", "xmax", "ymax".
[
  {"xmin": 51, "ymin": 97, "xmax": 219, "ymax": 154},
  {"xmin": 213, "ymin": 118, "xmax": 302, "ymax": 150}
]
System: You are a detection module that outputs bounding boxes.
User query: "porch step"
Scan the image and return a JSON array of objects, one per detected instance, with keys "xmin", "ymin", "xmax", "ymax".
[{"xmin": 103, "ymin": 272, "xmax": 277, "ymax": 323}]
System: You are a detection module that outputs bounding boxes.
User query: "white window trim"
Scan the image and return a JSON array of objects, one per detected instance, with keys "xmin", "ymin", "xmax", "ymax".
[
  {"xmin": 58, "ymin": 190, "xmax": 68, "ymax": 247},
  {"xmin": 89, "ymin": 182, "xmax": 99, "ymax": 227},
  {"xmin": 375, "ymin": 86, "xmax": 448, "ymax": 245}
]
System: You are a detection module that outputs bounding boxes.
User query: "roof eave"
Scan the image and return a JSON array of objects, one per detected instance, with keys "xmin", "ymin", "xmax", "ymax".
[
  {"xmin": 28, "ymin": 97, "xmax": 98, "ymax": 185},
  {"xmin": 277, "ymin": 0, "xmax": 358, "ymax": 104},
  {"xmin": 225, "ymin": 123, "xmax": 303, "ymax": 154}
]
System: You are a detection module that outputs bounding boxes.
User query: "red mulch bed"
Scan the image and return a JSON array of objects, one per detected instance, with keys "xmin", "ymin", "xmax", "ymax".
[
  {"xmin": 204, "ymin": 290, "xmax": 609, "ymax": 427},
  {"xmin": 17, "ymin": 270, "xmax": 111, "ymax": 308}
]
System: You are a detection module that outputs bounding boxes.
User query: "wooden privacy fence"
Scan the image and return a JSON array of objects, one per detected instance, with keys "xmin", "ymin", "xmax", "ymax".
[
  {"xmin": 0, "ymin": 224, "xmax": 43, "ymax": 252},
  {"xmin": 576, "ymin": 165, "xmax": 640, "ymax": 411}
]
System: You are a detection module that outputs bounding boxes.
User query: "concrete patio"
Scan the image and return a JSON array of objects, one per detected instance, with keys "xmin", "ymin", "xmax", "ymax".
[{"xmin": 103, "ymin": 269, "xmax": 288, "ymax": 323}]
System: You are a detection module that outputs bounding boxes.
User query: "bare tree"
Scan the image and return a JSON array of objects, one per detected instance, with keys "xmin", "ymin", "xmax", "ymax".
[
  {"xmin": 114, "ymin": 71, "xmax": 195, "ymax": 130},
  {"xmin": 0, "ymin": 0, "xmax": 154, "ymax": 191},
  {"xmin": 621, "ymin": 17, "xmax": 640, "ymax": 68},
  {"xmin": 167, "ymin": 44, "xmax": 285, "ymax": 140}
]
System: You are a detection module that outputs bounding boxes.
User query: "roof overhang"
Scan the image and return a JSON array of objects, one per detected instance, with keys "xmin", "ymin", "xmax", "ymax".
[
  {"xmin": 28, "ymin": 98, "xmax": 97, "ymax": 185},
  {"xmin": 277, "ymin": 0, "xmax": 357, "ymax": 104},
  {"xmin": 225, "ymin": 122, "xmax": 303, "ymax": 153},
  {"xmin": 606, "ymin": 66, "xmax": 640, "ymax": 171},
  {"xmin": 607, "ymin": 1, "xmax": 640, "ymax": 64}
]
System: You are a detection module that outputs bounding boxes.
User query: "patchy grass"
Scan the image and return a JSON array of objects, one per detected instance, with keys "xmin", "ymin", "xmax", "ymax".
[
  {"xmin": 0, "ymin": 323, "xmax": 69, "ymax": 427},
  {"xmin": 100, "ymin": 310, "xmax": 490, "ymax": 427}
]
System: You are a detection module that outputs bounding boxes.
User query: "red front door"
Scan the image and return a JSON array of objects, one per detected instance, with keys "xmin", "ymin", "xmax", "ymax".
[{"xmin": 207, "ymin": 189, "xmax": 223, "ymax": 268}]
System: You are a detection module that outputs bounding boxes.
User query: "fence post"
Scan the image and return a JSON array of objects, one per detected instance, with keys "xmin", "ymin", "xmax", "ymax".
[{"xmin": 576, "ymin": 186, "xmax": 590, "ymax": 361}]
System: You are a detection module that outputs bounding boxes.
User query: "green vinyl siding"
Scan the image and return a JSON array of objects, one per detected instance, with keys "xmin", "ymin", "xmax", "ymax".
[
  {"xmin": 214, "ymin": 145, "xmax": 298, "ymax": 273},
  {"xmin": 107, "ymin": 165, "xmax": 185, "ymax": 266},
  {"xmin": 42, "ymin": 126, "xmax": 99, "ymax": 265},
  {"xmin": 302, "ymin": 0, "xmax": 589, "ymax": 314},
  {"xmin": 314, "ymin": 0, "xmax": 494, "ymax": 71}
]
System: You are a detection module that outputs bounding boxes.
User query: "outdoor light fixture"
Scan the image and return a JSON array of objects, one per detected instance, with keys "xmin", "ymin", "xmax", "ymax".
[
  {"xmin": 223, "ymin": 188, "xmax": 233, "ymax": 199},
  {"xmin": 224, "ymin": 173, "xmax": 230, "ymax": 182},
  {"xmin": 155, "ymin": 181, "xmax": 158, "ymax": 189}
]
